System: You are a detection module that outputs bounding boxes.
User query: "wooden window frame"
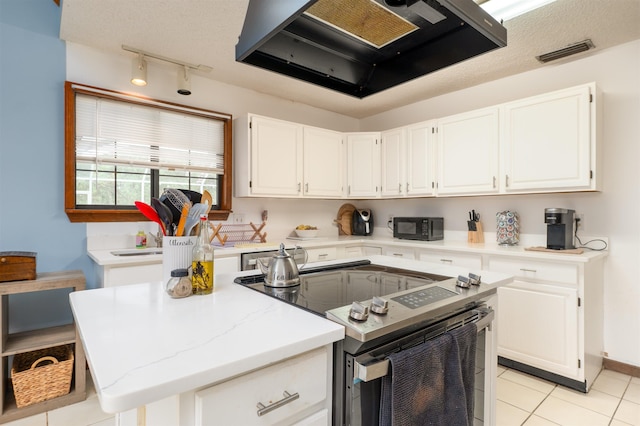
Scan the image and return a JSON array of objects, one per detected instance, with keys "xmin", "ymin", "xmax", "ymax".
[{"xmin": 64, "ymin": 81, "xmax": 232, "ymax": 222}]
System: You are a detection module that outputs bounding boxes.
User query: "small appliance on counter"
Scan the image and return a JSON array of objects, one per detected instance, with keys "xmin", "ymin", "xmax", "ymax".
[
  {"xmin": 352, "ymin": 209, "xmax": 374, "ymax": 236},
  {"xmin": 393, "ymin": 217, "xmax": 443, "ymax": 241},
  {"xmin": 545, "ymin": 208, "xmax": 575, "ymax": 250}
]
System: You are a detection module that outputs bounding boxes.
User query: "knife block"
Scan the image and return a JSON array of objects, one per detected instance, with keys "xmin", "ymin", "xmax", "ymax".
[{"xmin": 468, "ymin": 222, "xmax": 484, "ymax": 243}]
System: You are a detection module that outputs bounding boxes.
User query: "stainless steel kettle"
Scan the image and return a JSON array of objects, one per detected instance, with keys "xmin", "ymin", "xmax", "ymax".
[{"xmin": 257, "ymin": 243, "xmax": 308, "ymax": 287}]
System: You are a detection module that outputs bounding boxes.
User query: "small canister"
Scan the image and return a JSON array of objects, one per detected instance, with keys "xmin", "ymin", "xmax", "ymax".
[
  {"xmin": 166, "ymin": 268, "xmax": 192, "ymax": 298},
  {"xmin": 496, "ymin": 211, "xmax": 520, "ymax": 245}
]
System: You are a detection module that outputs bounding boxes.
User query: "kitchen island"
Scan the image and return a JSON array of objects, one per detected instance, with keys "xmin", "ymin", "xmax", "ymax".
[
  {"xmin": 69, "ymin": 267, "xmax": 345, "ymax": 425},
  {"xmin": 71, "ymin": 255, "xmax": 512, "ymax": 425}
]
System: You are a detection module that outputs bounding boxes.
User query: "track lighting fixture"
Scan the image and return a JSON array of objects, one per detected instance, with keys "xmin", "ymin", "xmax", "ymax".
[
  {"xmin": 131, "ymin": 53, "xmax": 147, "ymax": 86},
  {"xmin": 123, "ymin": 45, "xmax": 212, "ymax": 94},
  {"xmin": 177, "ymin": 66, "xmax": 191, "ymax": 96}
]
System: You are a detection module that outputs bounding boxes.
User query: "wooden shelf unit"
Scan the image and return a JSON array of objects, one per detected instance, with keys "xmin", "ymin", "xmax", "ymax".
[{"xmin": 0, "ymin": 271, "xmax": 86, "ymax": 424}]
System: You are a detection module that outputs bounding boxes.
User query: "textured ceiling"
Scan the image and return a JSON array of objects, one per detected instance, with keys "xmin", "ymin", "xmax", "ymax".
[{"xmin": 59, "ymin": 0, "xmax": 640, "ymax": 119}]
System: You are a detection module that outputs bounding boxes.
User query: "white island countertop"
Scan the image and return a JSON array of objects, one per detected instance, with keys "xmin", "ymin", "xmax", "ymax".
[{"xmin": 69, "ymin": 270, "xmax": 345, "ymax": 413}]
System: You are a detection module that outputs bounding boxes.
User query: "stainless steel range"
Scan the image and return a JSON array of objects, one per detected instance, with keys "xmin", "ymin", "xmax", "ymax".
[{"xmin": 235, "ymin": 259, "xmax": 498, "ymax": 425}]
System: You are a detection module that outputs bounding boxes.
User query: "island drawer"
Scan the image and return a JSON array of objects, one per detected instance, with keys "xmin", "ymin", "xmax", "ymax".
[{"xmin": 194, "ymin": 347, "xmax": 328, "ymax": 425}]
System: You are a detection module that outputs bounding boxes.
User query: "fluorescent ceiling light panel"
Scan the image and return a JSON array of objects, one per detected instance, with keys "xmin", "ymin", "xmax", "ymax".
[{"xmin": 479, "ymin": 0, "xmax": 556, "ymax": 21}]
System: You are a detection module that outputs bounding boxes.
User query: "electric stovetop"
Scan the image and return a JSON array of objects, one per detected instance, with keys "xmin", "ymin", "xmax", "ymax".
[{"xmin": 234, "ymin": 260, "xmax": 453, "ymax": 315}]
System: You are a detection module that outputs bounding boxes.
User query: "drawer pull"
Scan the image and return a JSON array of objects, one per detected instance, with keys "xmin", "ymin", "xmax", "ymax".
[
  {"xmin": 393, "ymin": 253, "xmax": 404, "ymax": 257},
  {"xmin": 256, "ymin": 390, "xmax": 299, "ymax": 416},
  {"xmin": 440, "ymin": 259, "xmax": 453, "ymax": 263},
  {"xmin": 318, "ymin": 253, "xmax": 328, "ymax": 258},
  {"xmin": 520, "ymin": 268, "xmax": 537, "ymax": 273}
]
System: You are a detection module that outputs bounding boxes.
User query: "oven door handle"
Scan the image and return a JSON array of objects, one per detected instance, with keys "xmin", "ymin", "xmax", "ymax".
[{"xmin": 353, "ymin": 308, "xmax": 495, "ymax": 383}]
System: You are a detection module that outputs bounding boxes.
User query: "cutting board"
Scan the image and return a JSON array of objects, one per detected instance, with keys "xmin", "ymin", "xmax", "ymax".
[{"xmin": 335, "ymin": 203, "xmax": 355, "ymax": 235}]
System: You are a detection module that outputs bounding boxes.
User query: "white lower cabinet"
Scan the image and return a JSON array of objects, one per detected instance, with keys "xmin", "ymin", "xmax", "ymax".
[
  {"xmin": 194, "ymin": 347, "xmax": 329, "ymax": 426},
  {"xmin": 381, "ymin": 246, "xmax": 415, "ymax": 259},
  {"xmin": 497, "ymin": 281, "xmax": 579, "ymax": 379},
  {"xmin": 489, "ymin": 255, "xmax": 604, "ymax": 391},
  {"xmin": 306, "ymin": 247, "xmax": 337, "ymax": 263},
  {"xmin": 418, "ymin": 250, "xmax": 482, "ymax": 270},
  {"xmin": 98, "ymin": 263, "xmax": 163, "ymax": 288}
]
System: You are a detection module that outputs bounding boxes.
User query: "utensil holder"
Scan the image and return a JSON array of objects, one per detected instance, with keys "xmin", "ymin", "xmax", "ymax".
[
  {"xmin": 162, "ymin": 236, "xmax": 196, "ymax": 283},
  {"xmin": 468, "ymin": 221, "xmax": 484, "ymax": 243}
]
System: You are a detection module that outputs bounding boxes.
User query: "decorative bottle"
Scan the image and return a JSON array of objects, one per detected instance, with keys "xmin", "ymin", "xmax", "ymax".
[{"xmin": 191, "ymin": 216, "xmax": 214, "ymax": 295}]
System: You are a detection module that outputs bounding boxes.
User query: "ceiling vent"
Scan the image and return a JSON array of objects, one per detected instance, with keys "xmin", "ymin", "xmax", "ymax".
[
  {"xmin": 236, "ymin": 0, "xmax": 507, "ymax": 98},
  {"xmin": 536, "ymin": 39, "xmax": 595, "ymax": 63}
]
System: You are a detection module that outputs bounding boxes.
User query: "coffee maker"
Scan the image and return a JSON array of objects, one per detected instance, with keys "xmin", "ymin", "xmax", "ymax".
[{"xmin": 544, "ymin": 208, "xmax": 575, "ymax": 250}]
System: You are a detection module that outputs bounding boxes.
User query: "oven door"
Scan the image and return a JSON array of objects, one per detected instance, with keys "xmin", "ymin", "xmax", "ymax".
[{"xmin": 340, "ymin": 306, "xmax": 495, "ymax": 426}]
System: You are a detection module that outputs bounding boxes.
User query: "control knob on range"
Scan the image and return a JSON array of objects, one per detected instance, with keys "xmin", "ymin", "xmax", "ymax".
[
  {"xmin": 349, "ymin": 301, "xmax": 369, "ymax": 321},
  {"xmin": 370, "ymin": 296, "xmax": 389, "ymax": 315}
]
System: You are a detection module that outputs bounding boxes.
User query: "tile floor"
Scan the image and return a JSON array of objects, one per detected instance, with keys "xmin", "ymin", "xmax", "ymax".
[
  {"xmin": 496, "ymin": 366, "xmax": 640, "ymax": 426},
  {"xmin": 3, "ymin": 367, "xmax": 639, "ymax": 425}
]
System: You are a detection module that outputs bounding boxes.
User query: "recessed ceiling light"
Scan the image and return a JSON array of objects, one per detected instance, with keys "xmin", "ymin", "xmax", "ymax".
[{"xmin": 478, "ymin": 0, "xmax": 556, "ymax": 21}]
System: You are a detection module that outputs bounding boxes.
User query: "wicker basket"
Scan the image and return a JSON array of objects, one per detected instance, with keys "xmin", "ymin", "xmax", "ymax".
[{"xmin": 11, "ymin": 344, "xmax": 74, "ymax": 408}]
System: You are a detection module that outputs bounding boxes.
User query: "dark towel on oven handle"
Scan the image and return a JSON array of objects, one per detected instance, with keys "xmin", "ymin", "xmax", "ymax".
[{"xmin": 379, "ymin": 322, "xmax": 478, "ymax": 426}]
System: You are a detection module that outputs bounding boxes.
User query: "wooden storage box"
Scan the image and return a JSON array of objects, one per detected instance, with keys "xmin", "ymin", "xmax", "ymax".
[
  {"xmin": 0, "ymin": 252, "xmax": 36, "ymax": 283},
  {"xmin": 11, "ymin": 344, "xmax": 74, "ymax": 408}
]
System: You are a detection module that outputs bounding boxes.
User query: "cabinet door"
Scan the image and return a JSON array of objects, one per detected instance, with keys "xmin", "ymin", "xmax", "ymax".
[
  {"xmin": 303, "ymin": 127, "xmax": 345, "ymax": 197},
  {"xmin": 406, "ymin": 121, "xmax": 436, "ymax": 196},
  {"xmin": 437, "ymin": 108, "xmax": 499, "ymax": 195},
  {"xmin": 503, "ymin": 84, "xmax": 593, "ymax": 192},
  {"xmin": 250, "ymin": 116, "xmax": 303, "ymax": 196},
  {"xmin": 497, "ymin": 281, "xmax": 579, "ymax": 380},
  {"xmin": 347, "ymin": 133, "xmax": 380, "ymax": 198},
  {"xmin": 381, "ymin": 128, "xmax": 405, "ymax": 197}
]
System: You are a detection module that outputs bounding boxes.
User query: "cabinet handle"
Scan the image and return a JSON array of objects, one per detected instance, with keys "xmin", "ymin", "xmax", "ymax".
[
  {"xmin": 348, "ymin": 185, "xmax": 351, "ymax": 194},
  {"xmin": 392, "ymin": 253, "xmax": 404, "ymax": 257},
  {"xmin": 493, "ymin": 176, "xmax": 496, "ymax": 188},
  {"xmin": 406, "ymin": 182, "xmax": 409, "ymax": 192},
  {"xmin": 432, "ymin": 182, "xmax": 435, "ymax": 189},
  {"xmin": 318, "ymin": 253, "xmax": 328, "ymax": 258},
  {"xmin": 520, "ymin": 268, "xmax": 537, "ymax": 273},
  {"xmin": 256, "ymin": 391, "xmax": 299, "ymax": 416},
  {"xmin": 305, "ymin": 183, "xmax": 308, "ymax": 192},
  {"xmin": 505, "ymin": 175, "xmax": 509, "ymax": 187},
  {"xmin": 399, "ymin": 183, "xmax": 402, "ymax": 193},
  {"xmin": 297, "ymin": 182, "xmax": 301, "ymax": 192},
  {"xmin": 440, "ymin": 259, "xmax": 453, "ymax": 263}
]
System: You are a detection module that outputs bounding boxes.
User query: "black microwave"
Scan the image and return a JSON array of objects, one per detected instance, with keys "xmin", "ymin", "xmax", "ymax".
[{"xmin": 393, "ymin": 217, "xmax": 444, "ymax": 241}]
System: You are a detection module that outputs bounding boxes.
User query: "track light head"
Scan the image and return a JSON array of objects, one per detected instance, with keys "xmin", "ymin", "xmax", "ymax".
[
  {"xmin": 131, "ymin": 53, "xmax": 147, "ymax": 86},
  {"xmin": 177, "ymin": 66, "xmax": 191, "ymax": 95}
]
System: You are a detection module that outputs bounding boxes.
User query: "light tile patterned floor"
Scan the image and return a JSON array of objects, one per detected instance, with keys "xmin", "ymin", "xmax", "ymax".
[
  {"xmin": 3, "ymin": 368, "xmax": 639, "ymax": 425},
  {"xmin": 497, "ymin": 366, "xmax": 640, "ymax": 426}
]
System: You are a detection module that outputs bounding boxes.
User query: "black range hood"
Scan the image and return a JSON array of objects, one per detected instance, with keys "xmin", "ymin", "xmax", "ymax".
[{"xmin": 236, "ymin": 0, "xmax": 507, "ymax": 98}]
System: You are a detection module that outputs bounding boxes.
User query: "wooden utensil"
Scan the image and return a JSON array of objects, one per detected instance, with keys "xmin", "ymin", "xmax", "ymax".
[
  {"xmin": 134, "ymin": 201, "xmax": 166, "ymax": 235},
  {"xmin": 201, "ymin": 190, "xmax": 213, "ymax": 214},
  {"xmin": 335, "ymin": 203, "xmax": 356, "ymax": 235}
]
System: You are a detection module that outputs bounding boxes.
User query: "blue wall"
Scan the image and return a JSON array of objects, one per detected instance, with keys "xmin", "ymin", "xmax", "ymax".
[{"xmin": 0, "ymin": 1, "xmax": 93, "ymax": 332}]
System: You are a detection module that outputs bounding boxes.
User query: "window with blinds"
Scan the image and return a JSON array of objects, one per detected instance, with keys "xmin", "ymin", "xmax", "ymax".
[{"xmin": 64, "ymin": 81, "xmax": 233, "ymax": 223}]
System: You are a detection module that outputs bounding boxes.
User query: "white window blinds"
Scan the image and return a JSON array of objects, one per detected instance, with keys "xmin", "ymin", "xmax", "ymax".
[{"xmin": 75, "ymin": 93, "xmax": 225, "ymax": 174}]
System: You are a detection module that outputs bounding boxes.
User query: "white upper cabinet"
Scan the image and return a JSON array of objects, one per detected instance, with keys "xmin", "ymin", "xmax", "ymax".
[
  {"xmin": 303, "ymin": 126, "xmax": 345, "ymax": 198},
  {"xmin": 437, "ymin": 107, "xmax": 500, "ymax": 196},
  {"xmin": 406, "ymin": 121, "xmax": 437, "ymax": 196},
  {"xmin": 235, "ymin": 114, "xmax": 303, "ymax": 197},
  {"xmin": 347, "ymin": 133, "xmax": 380, "ymax": 198},
  {"xmin": 381, "ymin": 127, "xmax": 405, "ymax": 197},
  {"xmin": 381, "ymin": 122, "xmax": 436, "ymax": 198},
  {"xmin": 501, "ymin": 83, "xmax": 597, "ymax": 193},
  {"xmin": 235, "ymin": 115, "xmax": 345, "ymax": 198}
]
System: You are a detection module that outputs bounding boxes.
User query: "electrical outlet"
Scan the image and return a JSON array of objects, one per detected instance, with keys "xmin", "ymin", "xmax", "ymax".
[
  {"xmin": 234, "ymin": 213, "xmax": 245, "ymax": 224},
  {"xmin": 576, "ymin": 213, "xmax": 584, "ymax": 229}
]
